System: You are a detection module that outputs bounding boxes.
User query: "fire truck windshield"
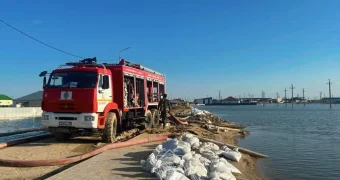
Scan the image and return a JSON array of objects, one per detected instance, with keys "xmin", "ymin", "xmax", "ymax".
[{"xmin": 46, "ymin": 71, "xmax": 98, "ymax": 88}]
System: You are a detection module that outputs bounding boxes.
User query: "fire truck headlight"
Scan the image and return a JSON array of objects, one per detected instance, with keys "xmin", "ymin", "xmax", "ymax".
[
  {"xmin": 42, "ymin": 115, "xmax": 49, "ymax": 120},
  {"xmin": 84, "ymin": 116, "xmax": 95, "ymax": 121}
]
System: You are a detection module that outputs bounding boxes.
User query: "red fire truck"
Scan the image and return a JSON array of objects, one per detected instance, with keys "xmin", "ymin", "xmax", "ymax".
[{"xmin": 39, "ymin": 58, "xmax": 166, "ymax": 142}]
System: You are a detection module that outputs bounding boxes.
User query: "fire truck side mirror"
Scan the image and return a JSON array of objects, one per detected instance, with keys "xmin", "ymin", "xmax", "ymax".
[
  {"xmin": 43, "ymin": 76, "xmax": 47, "ymax": 88},
  {"xmin": 102, "ymin": 75, "xmax": 109, "ymax": 89}
]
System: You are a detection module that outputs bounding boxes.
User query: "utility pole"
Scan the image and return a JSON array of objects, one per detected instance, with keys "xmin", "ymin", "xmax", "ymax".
[
  {"xmin": 219, "ymin": 90, "xmax": 221, "ymax": 101},
  {"xmin": 261, "ymin": 90, "xmax": 265, "ymax": 106},
  {"xmin": 302, "ymin": 88, "xmax": 305, "ymax": 107},
  {"xmin": 276, "ymin": 92, "xmax": 279, "ymax": 106},
  {"xmin": 320, "ymin": 92, "xmax": 322, "ymax": 104},
  {"xmin": 284, "ymin": 88, "xmax": 287, "ymax": 107},
  {"xmin": 290, "ymin": 84, "xmax": 295, "ymax": 108},
  {"xmin": 327, "ymin": 79, "xmax": 332, "ymax": 109}
]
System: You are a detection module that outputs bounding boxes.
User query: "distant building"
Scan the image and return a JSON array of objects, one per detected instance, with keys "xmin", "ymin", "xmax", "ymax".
[
  {"xmin": 221, "ymin": 96, "xmax": 240, "ymax": 104},
  {"xmin": 170, "ymin": 99, "xmax": 185, "ymax": 107},
  {"xmin": 321, "ymin": 97, "xmax": 340, "ymax": 104},
  {"xmin": 15, "ymin": 91, "xmax": 43, "ymax": 107},
  {"xmin": 0, "ymin": 94, "xmax": 13, "ymax": 107},
  {"xmin": 194, "ymin": 97, "xmax": 213, "ymax": 105}
]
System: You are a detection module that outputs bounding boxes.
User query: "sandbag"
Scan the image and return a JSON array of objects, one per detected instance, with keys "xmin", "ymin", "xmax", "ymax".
[
  {"xmin": 174, "ymin": 141, "xmax": 191, "ymax": 156},
  {"xmin": 221, "ymin": 146, "xmax": 242, "ymax": 162},
  {"xmin": 141, "ymin": 153, "xmax": 157, "ymax": 171},
  {"xmin": 182, "ymin": 152, "xmax": 193, "ymax": 161},
  {"xmin": 191, "ymin": 142, "xmax": 201, "ymax": 150},
  {"xmin": 184, "ymin": 158, "xmax": 208, "ymax": 177},
  {"xmin": 199, "ymin": 142, "xmax": 220, "ymax": 152},
  {"xmin": 199, "ymin": 156, "xmax": 212, "ymax": 169},
  {"xmin": 183, "ymin": 137, "xmax": 199, "ymax": 146},
  {"xmin": 162, "ymin": 138, "xmax": 179, "ymax": 150},
  {"xmin": 182, "ymin": 133, "xmax": 194, "ymax": 142},
  {"xmin": 210, "ymin": 161, "xmax": 230, "ymax": 173},
  {"xmin": 158, "ymin": 153, "xmax": 181, "ymax": 167},
  {"xmin": 214, "ymin": 149, "xmax": 224, "ymax": 156},
  {"xmin": 166, "ymin": 170, "xmax": 189, "ymax": 180},
  {"xmin": 190, "ymin": 173, "xmax": 209, "ymax": 180},
  {"xmin": 153, "ymin": 144, "xmax": 163, "ymax": 156},
  {"xmin": 156, "ymin": 166, "xmax": 185, "ymax": 179},
  {"xmin": 200, "ymin": 150, "xmax": 219, "ymax": 161},
  {"xmin": 219, "ymin": 158, "xmax": 241, "ymax": 174},
  {"xmin": 209, "ymin": 171, "xmax": 236, "ymax": 180}
]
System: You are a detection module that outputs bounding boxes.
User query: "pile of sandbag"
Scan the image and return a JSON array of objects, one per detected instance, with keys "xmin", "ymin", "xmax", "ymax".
[{"xmin": 141, "ymin": 133, "xmax": 243, "ymax": 180}]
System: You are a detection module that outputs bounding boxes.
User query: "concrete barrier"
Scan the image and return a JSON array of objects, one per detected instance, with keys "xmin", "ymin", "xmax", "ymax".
[{"xmin": 0, "ymin": 107, "xmax": 42, "ymax": 120}]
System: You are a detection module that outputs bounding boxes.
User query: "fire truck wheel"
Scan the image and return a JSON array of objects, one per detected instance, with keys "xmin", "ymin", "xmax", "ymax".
[
  {"xmin": 54, "ymin": 132, "xmax": 71, "ymax": 141},
  {"xmin": 145, "ymin": 110, "xmax": 154, "ymax": 128},
  {"xmin": 102, "ymin": 112, "xmax": 117, "ymax": 143},
  {"xmin": 153, "ymin": 110, "xmax": 160, "ymax": 126}
]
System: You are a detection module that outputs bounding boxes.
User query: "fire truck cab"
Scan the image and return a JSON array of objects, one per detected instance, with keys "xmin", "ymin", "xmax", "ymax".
[{"xmin": 40, "ymin": 58, "xmax": 166, "ymax": 143}]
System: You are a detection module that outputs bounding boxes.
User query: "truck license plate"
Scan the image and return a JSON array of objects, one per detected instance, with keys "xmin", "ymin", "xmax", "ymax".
[{"xmin": 59, "ymin": 121, "xmax": 72, "ymax": 126}]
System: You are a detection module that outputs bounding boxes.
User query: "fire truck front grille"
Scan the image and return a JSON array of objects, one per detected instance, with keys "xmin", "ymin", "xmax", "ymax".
[{"xmin": 58, "ymin": 103, "xmax": 76, "ymax": 111}]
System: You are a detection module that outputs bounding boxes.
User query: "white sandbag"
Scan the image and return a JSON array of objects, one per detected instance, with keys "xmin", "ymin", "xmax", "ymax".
[
  {"xmin": 192, "ymin": 153, "xmax": 202, "ymax": 160},
  {"xmin": 209, "ymin": 171, "xmax": 236, "ymax": 180},
  {"xmin": 152, "ymin": 144, "xmax": 164, "ymax": 156},
  {"xmin": 182, "ymin": 152, "xmax": 193, "ymax": 161},
  {"xmin": 199, "ymin": 156, "xmax": 212, "ymax": 169},
  {"xmin": 199, "ymin": 142, "xmax": 220, "ymax": 152},
  {"xmin": 158, "ymin": 153, "xmax": 182, "ymax": 166},
  {"xmin": 174, "ymin": 141, "xmax": 191, "ymax": 155},
  {"xmin": 152, "ymin": 149, "xmax": 161, "ymax": 156},
  {"xmin": 221, "ymin": 146, "xmax": 242, "ymax": 162},
  {"xmin": 156, "ymin": 144, "xmax": 163, "ymax": 151},
  {"xmin": 190, "ymin": 173, "xmax": 209, "ymax": 180},
  {"xmin": 214, "ymin": 149, "xmax": 224, "ymax": 156},
  {"xmin": 192, "ymin": 107, "xmax": 205, "ymax": 115},
  {"xmin": 182, "ymin": 133, "xmax": 194, "ymax": 141},
  {"xmin": 162, "ymin": 138, "xmax": 179, "ymax": 150},
  {"xmin": 141, "ymin": 153, "xmax": 157, "ymax": 171},
  {"xmin": 200, "ymin": 150, "xmax": 219, "ymax": 161},
  {"xmin": 210, "ymin": 161, "xmax": 230, "ymax": 173},
  {"xmin": 184, "ymin": 158, "xmax": 208, "ymax": 177},
  {"xmin": 219, "ymin": 158, "xmax": 241, "ymax": 174},
  {"xmin": 156, "ymin": 166, "xmax": 185, "ymax": 179},
  {"xmin": 202, "ymin": 110, "xmax": 210, "ymax": 114},
  {"xmin": 191, "ymin": 142, "xmax": 200, "ymax": 150},
  {"xmin": 165, "ymin": 170, "xmax": 189, "ymax": 180},
  {"xmin": 184, "ymin": 137, "xmax": 200, "ymax": 146}
]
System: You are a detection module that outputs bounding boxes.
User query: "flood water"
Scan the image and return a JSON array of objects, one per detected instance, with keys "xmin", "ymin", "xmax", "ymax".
[
  {"xmin": 197, "ymin": 104, "xmax": 340, "ymax": 180},
  {"xmin": 0, "ymin": 117, "xmax": 42, "ymax": 134}
]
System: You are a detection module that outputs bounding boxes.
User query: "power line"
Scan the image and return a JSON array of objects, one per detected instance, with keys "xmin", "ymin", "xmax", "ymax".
[{"xmin": 0, "ymin": 19, "xmax": 84, "ymax": 59}]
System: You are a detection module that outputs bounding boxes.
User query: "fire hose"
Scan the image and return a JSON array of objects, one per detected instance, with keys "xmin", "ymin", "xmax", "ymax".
[{"xmin": 0, "ymin": 135, "xmax": 169, "ymax": 167}]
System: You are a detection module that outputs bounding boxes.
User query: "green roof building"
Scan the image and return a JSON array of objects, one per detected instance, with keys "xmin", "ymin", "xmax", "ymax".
[{"xmin": 0, "ymin": 94, "xmax": 13, "ymax": 107}]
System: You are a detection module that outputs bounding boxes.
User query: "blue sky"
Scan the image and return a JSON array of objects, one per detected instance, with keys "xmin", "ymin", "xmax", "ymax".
[{"xmin": 1, "ymin": 0, "xmax": 340, "ymax": 100}]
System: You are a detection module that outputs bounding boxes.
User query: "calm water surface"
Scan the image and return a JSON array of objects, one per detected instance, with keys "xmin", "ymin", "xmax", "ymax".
[
  {"xmin": 198, "ymin": 104, "xmax": 340, "ymax": 180},
  {"xmin": 0, "ymin": 118, "xmax": 42, "ymax": 133}
]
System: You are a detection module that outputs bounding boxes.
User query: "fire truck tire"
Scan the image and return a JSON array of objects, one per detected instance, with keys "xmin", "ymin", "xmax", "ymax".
[
  {"xmin": 102, "ymin": 112, "xmax": 117, "ymax": 143},
  {"xmin": 145, "ymin": 110, "xmax": 154, "ymax": 128},
  {"xmin": 153, "ymin": 110, "xmax": 160, "ymax": 126},
  {"xmin": 54, "ymin": 132, "xmax": 71, "ymax": 141}
]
